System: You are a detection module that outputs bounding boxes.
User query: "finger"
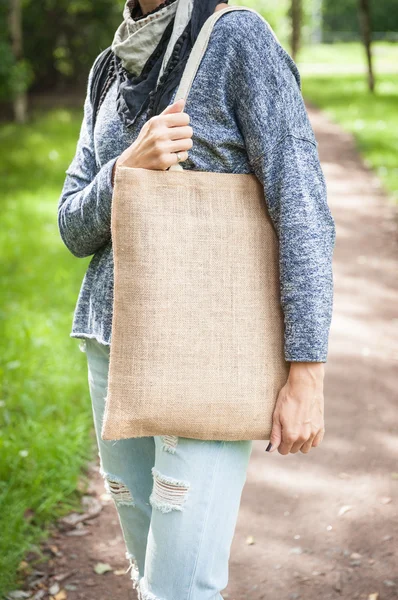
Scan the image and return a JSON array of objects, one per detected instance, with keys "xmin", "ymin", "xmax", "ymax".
[
  {"xmin": 167, "ymin": 137, "xmax": 193, "ymax": 153},
  {"xmin": 290, "ymin": 436, "xmax": 309, "ymax": 454},
  {"xmin": 278, "ymin": 441, "xmax": 293, "ymax": 455},
  {"xmin": 278, "ymin": 431, "xmax": 296, "ymax": 455},
  {"xmin": 299, "ymin": 431, "xmax": 317, "ymax": 454},
  {"xmin": 311, "ymin": 427, "xmax": 325, "ymax": 447},
  {"xmin": 290, "ymin": 425, "xmax": 312, "ymax": 453},
  {"xmin": 164, "ymin": 111, "xmax": 191, "ymax": 128},
  {"xmin": 161, "ymin": 98, "xmax": 185, "ymax": 115},
  {"xmin": 167, "ymin": 125, "xmax": 193, "ymax": 141},
  {"xmin": 171, "ymin": 150, "xmax": 189, "ymax": 165},
  {"xmin": 267, "ymin": 416, "xmax": 282, "ymax": 452}
]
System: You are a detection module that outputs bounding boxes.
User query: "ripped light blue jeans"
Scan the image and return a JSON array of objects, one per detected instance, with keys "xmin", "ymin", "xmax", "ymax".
[{"xmin": 82, "ymin": 337, "xmax": 253, "ymax": 600}]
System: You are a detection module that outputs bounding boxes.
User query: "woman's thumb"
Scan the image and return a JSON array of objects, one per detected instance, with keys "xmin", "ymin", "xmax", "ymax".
[
  {"xmin": 161, "ymin": 98, "xmax": 185, "ymax": 114},
  {"xmin": 266, "ymin": 417, "xmax": 282, "ymax": 452}
]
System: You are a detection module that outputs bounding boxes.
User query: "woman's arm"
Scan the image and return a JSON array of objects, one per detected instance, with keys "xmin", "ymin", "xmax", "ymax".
[
  {"xmin": 223, "ymin": 11, "xmax": 336, "ymax": 364},
  {"xmin": 57, "ymin": 57, "xmax": 119, "ymax": 258},
  {"xmin": 217, "ymin": 11, "xmax": 335, "ymax": 453},
  {"xmin": 57, "ymin": 64, "xmax": 194, "ymax": 259}
]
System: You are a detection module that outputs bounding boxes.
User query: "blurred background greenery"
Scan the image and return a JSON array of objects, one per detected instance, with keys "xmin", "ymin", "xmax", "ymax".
[{"xmin": 0, "ymin": 0, "xmax": 397, "ymax": 595}]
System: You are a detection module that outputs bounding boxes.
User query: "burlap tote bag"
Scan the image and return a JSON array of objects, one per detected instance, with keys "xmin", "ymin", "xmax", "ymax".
[{"xmin": 101, "ymin": 5, "xmax": 289, "ymax": 442}]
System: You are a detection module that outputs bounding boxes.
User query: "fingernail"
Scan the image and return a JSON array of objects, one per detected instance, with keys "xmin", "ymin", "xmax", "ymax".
[{"xmin": 265, "ymin": 442, "xmax": 272, "ymax": 452}]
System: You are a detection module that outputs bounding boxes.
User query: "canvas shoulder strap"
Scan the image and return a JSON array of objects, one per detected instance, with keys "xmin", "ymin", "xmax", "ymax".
[
  {"xmin": 173, "ymin": 5, "xmax": 268, "ymax": 103},
  {"xmin": 169, "ymin": 5, "xmax": 266, "ymax": 171}
]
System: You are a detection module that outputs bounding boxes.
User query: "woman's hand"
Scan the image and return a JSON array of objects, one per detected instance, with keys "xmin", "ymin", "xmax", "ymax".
[
  {"xmin": 112, "ymin": 98, "xmax": 193, "ymax": 178},
  {"xmin": 267, "ymin": 362, "xmax": 325, "ymax": 455}
]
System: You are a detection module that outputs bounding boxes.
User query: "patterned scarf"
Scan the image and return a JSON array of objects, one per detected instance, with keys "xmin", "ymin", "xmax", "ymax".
[{"xmin": 110, "ymin": 0, "xmax": 226, "ymax": 128}]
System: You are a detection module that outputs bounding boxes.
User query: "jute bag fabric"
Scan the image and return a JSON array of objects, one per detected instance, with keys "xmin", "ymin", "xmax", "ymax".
[{"xmin": 101, "ymin": 5, "xmax": 289, "ymax": 442}]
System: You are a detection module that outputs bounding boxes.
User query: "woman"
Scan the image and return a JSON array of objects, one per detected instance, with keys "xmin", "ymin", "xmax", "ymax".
[{"xmin": 57, "ymin": 0, "xmax": 336, "ymax": 598}]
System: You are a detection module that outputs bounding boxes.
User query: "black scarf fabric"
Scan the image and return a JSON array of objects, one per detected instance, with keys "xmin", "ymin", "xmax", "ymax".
[{"xmin": 113, "ymin": 0, "xmax": 228, "ymax": 129}]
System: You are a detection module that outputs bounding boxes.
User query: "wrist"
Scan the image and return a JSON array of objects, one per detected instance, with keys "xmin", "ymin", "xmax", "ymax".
[{"xmin": 288, "ymin": 361, "xmax": 325, "ymax": 384}]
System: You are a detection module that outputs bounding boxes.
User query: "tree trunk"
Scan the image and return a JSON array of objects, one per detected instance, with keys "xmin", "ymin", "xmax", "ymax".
[
  {"xmin": 291, "ymin": 0, "xmax": 302, "ymax": 61},
  {"xmin": 358, "ymin": 0, "xmax": 375, "ymax": 92},
  {"xmin": 9, "ymin": 0, "xmax": 28, "ymax": 123}
]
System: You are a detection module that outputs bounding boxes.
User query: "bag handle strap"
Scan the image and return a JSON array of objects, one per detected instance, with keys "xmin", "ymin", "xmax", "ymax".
[{"xmin": 169, "ymin": 5, "xmax": 260, "ymax": 171}]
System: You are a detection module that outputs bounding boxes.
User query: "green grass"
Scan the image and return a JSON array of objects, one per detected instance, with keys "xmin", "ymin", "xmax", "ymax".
[
  {"xmin": 298, "ymin": 41, "xmax": 398, "ymax": 72},
  {"xmin": 0, "ymin": 107, "xmax": 95, "ymax": 595},
  {"xmin": 298, "ymin": 42, "xmax": 398, "ymax": 202}
]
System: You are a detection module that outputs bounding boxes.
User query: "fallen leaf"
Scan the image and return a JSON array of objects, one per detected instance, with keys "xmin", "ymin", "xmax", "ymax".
[
  {"xmin": 6, "ymin": 592, "xmax": 32, "ymax": 600},
  {"xmin": 65, "ymin": 528, "xmax": 90, "ymax": 537},
  {"xmin": 27, "ymin": 578, "xmax": 44, "ymax": 591},
  {"xmin": 368, "ymin": 594, "xmax": 379, "ymax": 600},
  {"xmin": 100, "ymin": 493, "xmax": 112, "ymax": 503},
  {"xmin": 380, "ymin": 496, "xmax": 392, "ymax": 505},
  {"xmin": 113, "ymin": 569, "xmax": 127, "ymax": 576},
  {"xmin": 48, "ymin": 584, "xmax": 60, "ymax": 596},
  {"xmin": 350, "ymin": 552, "xmax": 361, "ymax": 560},
  {"xmin": 17, "ymin": 561, "xmax": 30, "ymax": 572},
  {"xmin": 52, "ymin": 572, "xmax": 75, "ymax": 583},
  {"xmin": 383, "ymin": 580, "xmax": 396, "ymax": 587},
  {"xmin": 391, "ymin": 472, "xmax": 398, "ymax": 480},
  {"xmin": 82, "ymin": 496, "xmax": 103, "ymax": 515},
  {"xmin": 94, "ymin": 562, "xmax": 113, "ymax": 575},
  {"xmin": 246, "ymin": 535, "xmax": 255, "ymax": 545},
  {"xmin": 350, "ymin": 560, "xmax": 361, "ymax": 567},
  {"xmin": 53, "ymin": 591, "xmax": 67, "ymax": 600},
  {"xmin": 338, "ymin": 505, "xmax": 353, "ymax": 517},
  {"xmin": 289, "ymin": 546, "xmax": 303, "ymax": 555},
  {"xmin": 59, "ymin": 497, "xmax": 102, "ymax": 530}
]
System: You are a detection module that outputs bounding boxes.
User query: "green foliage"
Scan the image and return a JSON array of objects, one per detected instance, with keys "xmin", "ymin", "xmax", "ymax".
[
  {"xmin": 0, "ymin": 0, "xmax": 125, "ymax": 101},
  {"xmin": 24, "ymin": 0, "xmax": 125, "ymax": 88},
  {"xmin": 235, "ymin": 0, "xmax": 316, "ymax": 50},
  {"xmin": 7, "ymin": 58, "xmax": 34, "ymax": 97},
  {"xmin": 299, "ymin": 42, "xmax": 398, "ymax": 202},
  {"xmin": 0, "ymin": 107, "xmax": 95, "ymax": 595},
  {"xmin": 323, "ymin": 0, "xmax": 398, "ymax": 35}
]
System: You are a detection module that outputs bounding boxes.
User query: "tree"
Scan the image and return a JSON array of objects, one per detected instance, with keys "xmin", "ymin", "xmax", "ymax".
[
  {"xmin": 8, "ymin": 0, "xmax": 28, "ymax": 122},
  {"xmin": 358, "ymin": 0, "xmax": 375, "ymax": 92},
  {"xmin": 290, "ymin": 0, "xmax": 302, "ymax": 60}
]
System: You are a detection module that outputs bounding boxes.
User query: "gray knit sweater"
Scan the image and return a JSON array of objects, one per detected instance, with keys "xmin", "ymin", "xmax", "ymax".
[{"xmin": 58, "ymin": 10, "xmax": 336, "ymax": 362}]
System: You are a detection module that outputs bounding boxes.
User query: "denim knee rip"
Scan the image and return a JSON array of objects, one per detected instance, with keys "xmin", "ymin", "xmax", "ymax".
[
  {"xmin": 99, "ymin": 467, "xmax": 135, "ymax": 506},
  {"xmin": 149, "ymin": 467, "xmax": 190, "ymax": 513},
  {"xmin": 161, "ymin": 435, "xmax": 178, "ymax": 454}
]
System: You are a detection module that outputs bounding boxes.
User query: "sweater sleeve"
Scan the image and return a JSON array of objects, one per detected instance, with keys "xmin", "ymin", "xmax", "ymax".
[
  {"xmin": 223, "ymin": 11, "xmax": 336, "ymax": 362},
  {"xmin": 57, "ymin": 57, "xmax": 118, "ymax": 258}
]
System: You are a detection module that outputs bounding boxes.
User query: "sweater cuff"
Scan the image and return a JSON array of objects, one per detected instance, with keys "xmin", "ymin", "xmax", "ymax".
[
  {"xmin": 283, "ymin": 319, "xmax": 331, "ymax": 363},
  {"xmin": 100, "ymin": 155, "xmax": 118, "ymax": 194}
]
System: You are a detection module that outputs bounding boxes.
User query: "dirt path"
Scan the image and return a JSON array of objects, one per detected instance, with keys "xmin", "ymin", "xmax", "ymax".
[{"xmin": 24, "ymin": 107, "xmax": 398, "ymax": 600}]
